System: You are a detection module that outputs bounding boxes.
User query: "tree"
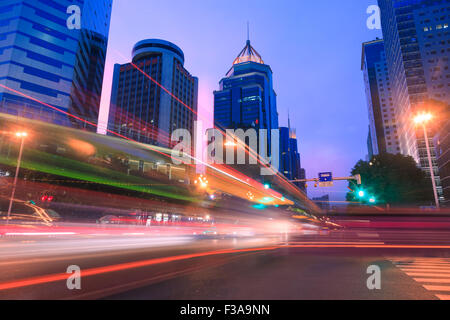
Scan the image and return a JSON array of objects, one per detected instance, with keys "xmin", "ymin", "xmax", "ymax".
[{"xmin": 346, "ymin": 153, "xmax": 433, "ymax": 206}]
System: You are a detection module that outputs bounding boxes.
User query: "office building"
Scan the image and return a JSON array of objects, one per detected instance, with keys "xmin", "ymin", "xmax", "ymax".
[
  {"xmin": 0, "ymin": 0, "xmax": 112, "ymax": 129},
  {"xmin": 312, "ymin": 194, "xmax": 330, "ymax": 211},
  {"xmin": 378, "ymin": 0, "xmax": 450, "ymax": 202},
  {"xmin": 434, "ymin": 104, "xmax": 450, "ymax": 206},
  {"xmin": 362, "ymin": 39, "xmax": 401, "ymax": 156},
  {"xmin": 279, "ymin": 123, "xmax": 306, "ymax": 193},
  {"xmin": 108, "ymin": 39, "xmax": 198, "ymax": 148},
  {"xmin": 214, "ymin": 38, "xmax": 279, "ymax": 151}
]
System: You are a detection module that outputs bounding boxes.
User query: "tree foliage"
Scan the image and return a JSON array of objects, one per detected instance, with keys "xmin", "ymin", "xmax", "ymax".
[{"xmin": 346, "ymin": 153, "xmax": 433, "ymax": 206}]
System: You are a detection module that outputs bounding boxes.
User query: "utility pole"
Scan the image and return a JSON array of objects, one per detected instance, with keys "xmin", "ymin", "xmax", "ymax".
[{"xmin": 6, "ymin": 132, "xmax": 27, "ymax": 225}]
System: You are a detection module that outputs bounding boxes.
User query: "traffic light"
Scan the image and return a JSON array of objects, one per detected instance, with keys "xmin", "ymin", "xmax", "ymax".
[
  {"xmin": 264, "ymin": 183, "xmax": 270, "ymax": 190},
  {"xmin": 358, "ymin": 190, "xmax": 365, "ymax": 198},
  {"xmin": 369, "ymin": 197, "xmax": 376, "ymax": 204}
]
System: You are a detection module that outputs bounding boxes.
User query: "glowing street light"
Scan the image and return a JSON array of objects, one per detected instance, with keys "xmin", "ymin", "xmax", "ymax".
[
  {"xmin": 194, "ymin": 175, "xmax": 209, "ymax": 189},
  {"xmin": 414, "ymin": 112, "xmax": 440, "ymax": 210},
  {"xmin": 414, "ymin": 112, "xmax": 433, "ymax": 125},
  {"xmin": 369, "ymin": 197, "xmax": 376, "ymax": 204},
  {"xmin": 7, "ymin": 131, "xmax": 28, "ymax": 224}
]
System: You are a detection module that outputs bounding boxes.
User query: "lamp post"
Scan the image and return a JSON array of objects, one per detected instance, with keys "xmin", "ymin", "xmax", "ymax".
[
  {"xmin": 414, "ymin": 113, "xmax": 440, "ymax": 210},
  {"xmin": 6, "ymin": 131, "xmax": 27, "ymax": 224}
]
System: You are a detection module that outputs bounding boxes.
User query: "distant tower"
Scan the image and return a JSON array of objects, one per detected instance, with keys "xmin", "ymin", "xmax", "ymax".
[
  {"xmin": 108, "ymin": 39, "xmax": 198, "ymax": 148},
  {"xmin": 214, "ymin": 34, "xmax": 279, "ymax": 135},
  {"xmin": 361, "ymin": 39, "xmax": 400, "ymax": 156}
]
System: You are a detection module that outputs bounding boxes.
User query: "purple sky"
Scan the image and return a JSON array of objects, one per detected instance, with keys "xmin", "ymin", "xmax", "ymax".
[{"xmin": 98, "ymin": 0, "xmax": 382, "ymax": 201}]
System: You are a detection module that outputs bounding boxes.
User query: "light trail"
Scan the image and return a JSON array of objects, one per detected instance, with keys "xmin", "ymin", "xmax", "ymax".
[
  {"xmin": 0, "ymin": 84, "xmax": 286, "ymax": 203},
  {"xmin": 0, "ymin": 246, "xmax": 279, "ymax": 291},
  {"xmin": 1, "ymin": 243, "xmax": 450, "ymax": 291}
]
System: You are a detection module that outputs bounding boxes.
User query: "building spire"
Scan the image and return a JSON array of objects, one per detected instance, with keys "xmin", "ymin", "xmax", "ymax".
[
  {"xmin": 233, "ymin": 24, "xmax": 264, "ymax": 66},
  {"xmin": 247, "ymin": 21, "xmax": 250, "ymax": 43},
  {"xmin": 288, "ymin": 109, "xmax": 291, "ymax": 130}
]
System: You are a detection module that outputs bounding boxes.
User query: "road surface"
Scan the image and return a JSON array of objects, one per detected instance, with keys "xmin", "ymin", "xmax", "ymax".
[{"xmin": 1, "ymin": 216, "xmax": 450, "ymax": 300}]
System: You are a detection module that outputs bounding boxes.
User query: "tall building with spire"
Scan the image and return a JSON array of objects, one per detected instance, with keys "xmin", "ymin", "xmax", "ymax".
[
  {"xmin": 279, "ymin": 114, "xmax": 306, "ymax": 193},
  {"xmin": 214, "ymin": 38, "xmax": 279, "ymax": 137}
]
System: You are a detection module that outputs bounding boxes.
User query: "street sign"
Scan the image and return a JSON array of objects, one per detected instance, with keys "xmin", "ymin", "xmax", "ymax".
[{"xmin": 318, "ymin": 172, "xmax": 333, "ymax": 187}]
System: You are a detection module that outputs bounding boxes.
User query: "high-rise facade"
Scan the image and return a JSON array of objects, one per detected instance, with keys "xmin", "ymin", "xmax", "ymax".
[
  {"xmin": 0, "ymin": 0, "xmax": 112, "ymax": 129},
  {"xmin": 279, "ymin": 125, "xmax": 306, "ymax": 192},
  {"xmin": 214, "ymin": 39, "xmax": 279, "ymax": 139},
  {"xmin": 362, "ymin": 39, "xmax": 401, "ymax": 156},
  {"xmin": 435, "ymin": 115, "xmax": 450, "ymax": 206},
  {"xmin": 378, "ymin": 0, "xmax": 449, "ymax": 202},
  {"xmin": 108, "ymin": 39, "xmax": 198, "ymax": 148}
]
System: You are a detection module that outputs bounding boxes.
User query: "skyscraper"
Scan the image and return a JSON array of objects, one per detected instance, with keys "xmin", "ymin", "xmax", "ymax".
[
  {"xmin": 214, "ymin": 39, "xmax": 279, "ymax": 139},
  {"xmin": 279, "ymin": 125, "xmax": 306, "ymax": 193},
  {"xmin": 362, "ymin": 39, "xmax": 401, "ymax": 156},
  {"xmin": 435, "ymin": 113, "xmax": 450, "ymax": 207},
  {"xmin": 0, "ymin": 0, "xmax": 112, "ymax": 129},
  {"xmin": 108, "ymin": 39, "xmax": 198, "ymax": 148},
  {"xmin": 378, "ymin": 0, "xmax": 449, "ymax": 202}
]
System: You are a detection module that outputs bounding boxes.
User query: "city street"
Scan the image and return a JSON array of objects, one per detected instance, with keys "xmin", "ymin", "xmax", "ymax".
[
  {"xmin": 1, "ymin": 216, "xmax": 450, "ymax": 300},
  {"xmin": 0, "ymin": 0, "xmax": 449, "ymax": 304}
]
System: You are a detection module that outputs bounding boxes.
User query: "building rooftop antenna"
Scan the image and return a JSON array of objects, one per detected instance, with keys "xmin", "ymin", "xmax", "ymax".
[{"xmin": 247, "ymin": 21, "xmax": 250, "ymax": 43}]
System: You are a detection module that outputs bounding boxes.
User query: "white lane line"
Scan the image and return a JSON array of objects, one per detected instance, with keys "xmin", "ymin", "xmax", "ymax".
[
  {"xmin": 390, "ymin": 258, "xmax": 450, "ymax": 300},
  {"xmin": 413, "ymin": 278, "xmax": 450, "ymax": 284},
  {"xmin": 399, "ymin": 268, "xmax": 450, "ymax": 273},
  {"xmin": 395, "ymin": 259, "xmax": 450, "ymax": 263},
  {"xmin": 423, "ymin": 285, "xmax": 450, "ymax": 292},
  {"xmin": 394, "ymin": 260, "xmax": 450, "ymax": 264},
  {"xmin": 405, "ymin": 272, "xmax": 450, "ymax": 278},
  {"xmin": 397, "ymin": 266, "xmax": 450, "ymax": 271}
]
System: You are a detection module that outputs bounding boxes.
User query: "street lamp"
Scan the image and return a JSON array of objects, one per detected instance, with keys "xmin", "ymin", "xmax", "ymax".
[
  {"xmin": 6, "ymin": 131, "xmax": 27, "ymax": 224},
  {"xmin": 414, "ymin": 112, "xmax": 440, "ymax": 210}
]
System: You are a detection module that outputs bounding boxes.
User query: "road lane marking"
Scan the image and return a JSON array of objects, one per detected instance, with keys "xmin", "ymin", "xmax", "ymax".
[
  {"xmin": 0, "ymin": 246, "xmax": 280, "ymax": 291},
  {"xmin": 397, "ymin": 266, "xmax": 450, "ymax": 271},
  {"xmin": 413, "ymin": 278, "xmax": 450, "ymax": 284},
  {"xmin": 423, "ymin": 285, "xmax": 450, "ymax": 292},
  {"xmin": 405, "ymin": 272, "xmax": 450, "ymax": 278},
  {"xmin": 399, "ymin": 268, "xmax": 450, "ymax": 274},
  {"xmin": 390, "ymin": 257, "xmax": 450, "ymax": 300}
]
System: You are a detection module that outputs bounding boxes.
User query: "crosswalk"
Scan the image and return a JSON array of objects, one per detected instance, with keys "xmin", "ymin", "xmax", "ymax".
[{"xmin": 390, "ymin": 257, "xmax": 450, "ymax": 300}]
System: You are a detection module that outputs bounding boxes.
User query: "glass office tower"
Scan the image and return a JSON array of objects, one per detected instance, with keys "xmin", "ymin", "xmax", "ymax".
[
  {"xmin": 214, "ymin": 39, "xmax": 279, "ymax": 134},
  {"xmin": 362, "ymin": 39, "xmax": 401, "ymax": 156},
  {"xmin": 0, "ymin": 0, "xmax": 112, "ymax": 129},
  {"xmin": 214, "ymin": 39, "xmax": 279, "ymax": 166},
  {"xmin": 378, "ymin": 0, "xmax": 449, "ymax": 202},
  {"xmin": 108, "ymin": 39, "xmax": 198, "ymax": 149}
]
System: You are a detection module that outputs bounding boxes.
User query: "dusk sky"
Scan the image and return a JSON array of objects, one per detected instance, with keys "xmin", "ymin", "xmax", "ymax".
[{"xmin": 98, "ymin": 0, "xmax": 383, "ymax": 201}]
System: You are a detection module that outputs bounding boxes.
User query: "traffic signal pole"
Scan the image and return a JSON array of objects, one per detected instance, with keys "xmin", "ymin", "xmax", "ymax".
[{"xmin": 290, "ymin": 174, "xmax": 362, "ymax": 185}]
